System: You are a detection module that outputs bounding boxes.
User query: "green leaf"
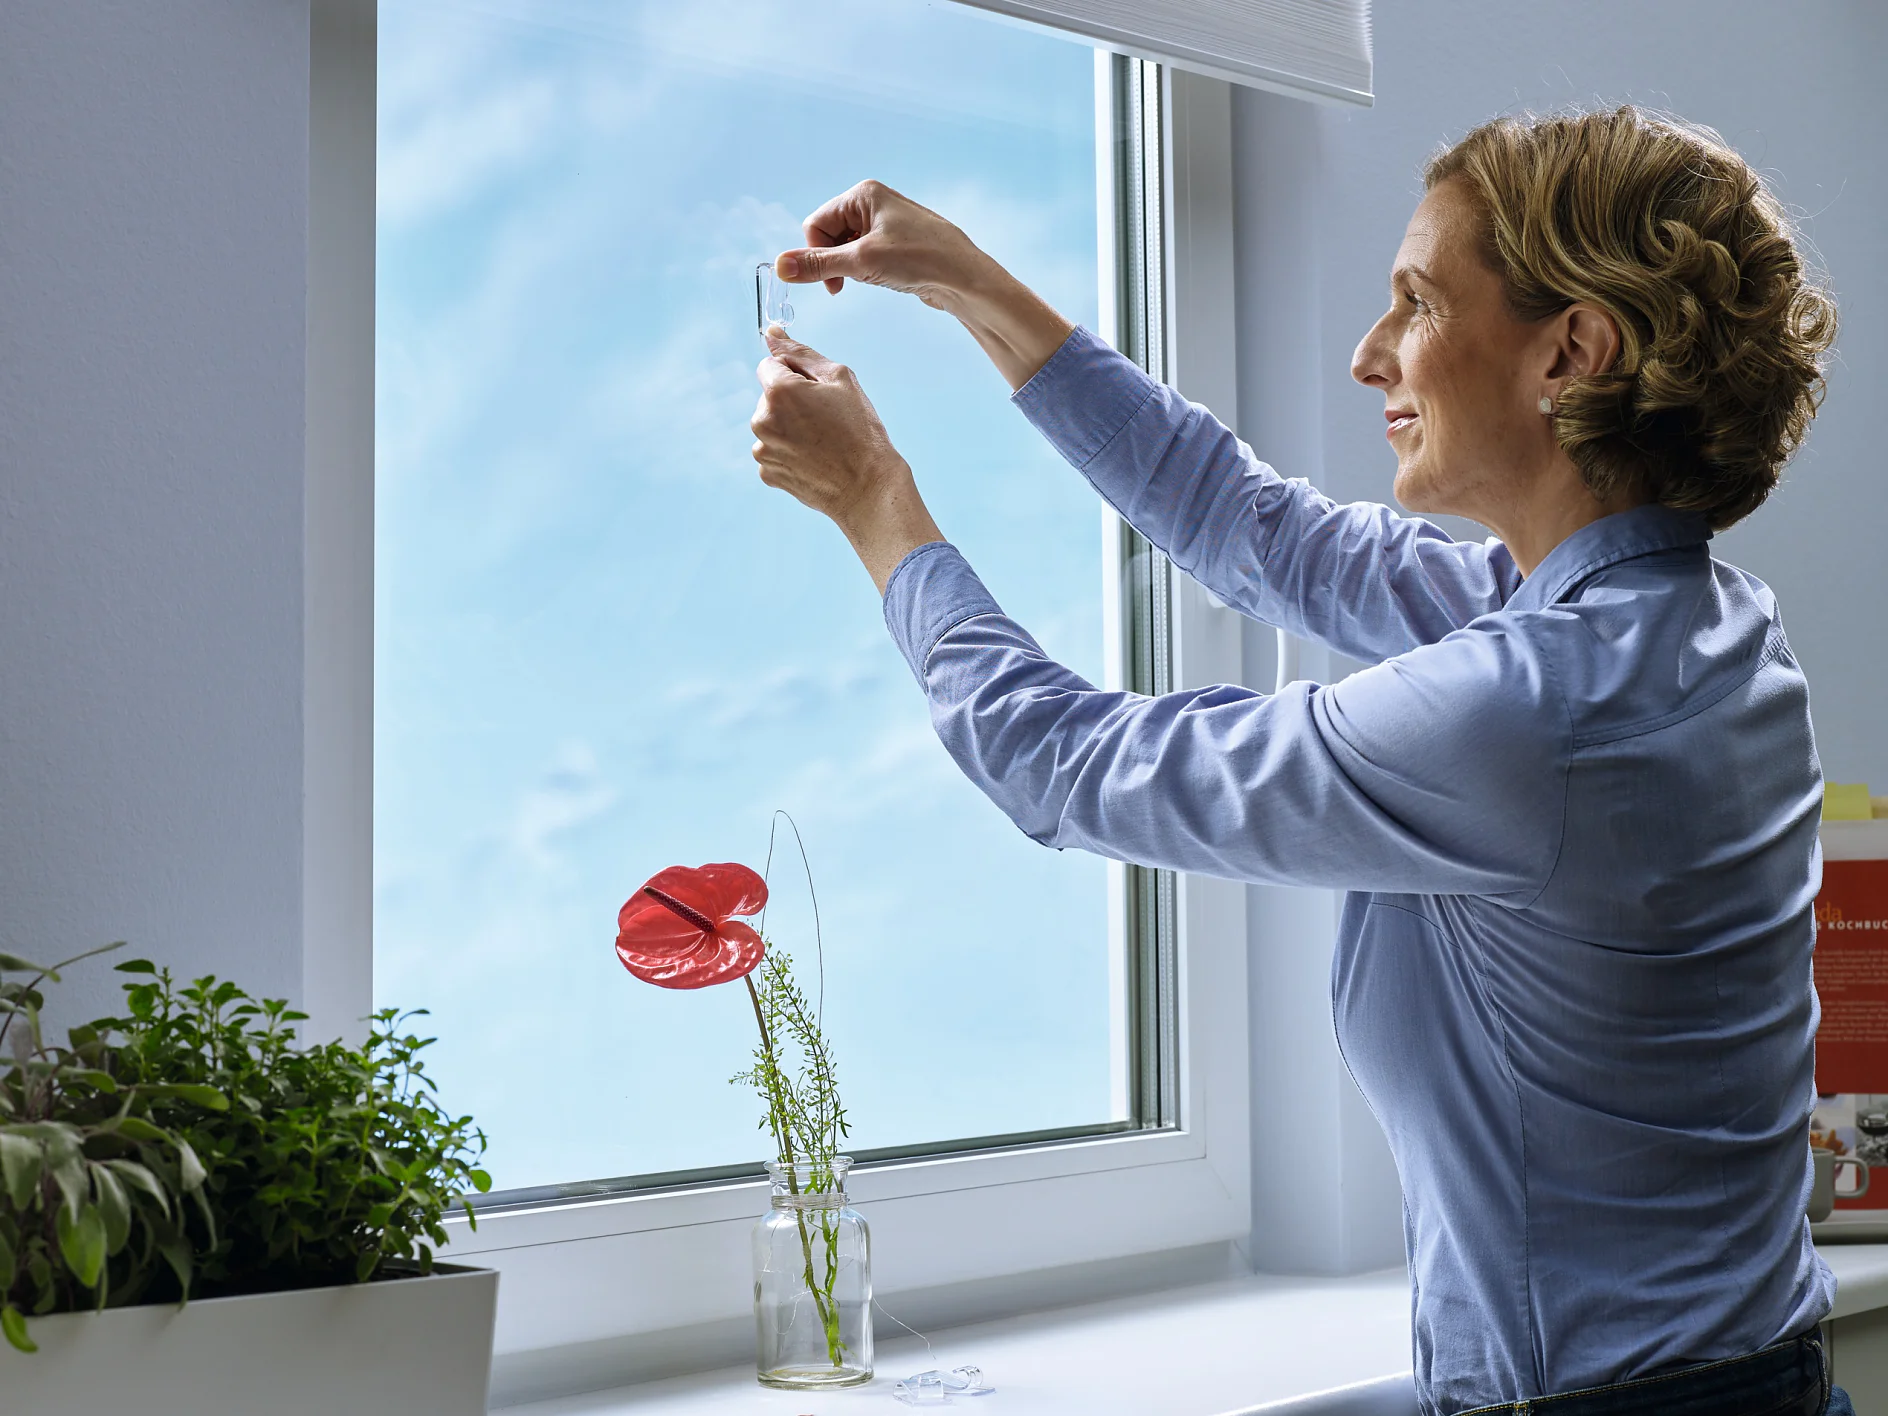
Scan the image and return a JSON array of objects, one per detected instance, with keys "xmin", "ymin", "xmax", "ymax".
[
  {"xmin": 0, "ymin": 1305, "xmax": 35, "ymax": 1354},
  {"xmin": 92, "ymin": 1164, "xmax": 131, "ymax": 1254},
  {"xmin": 63, "ymin": 1068, "xmax": 118, "ymax": 1094},
  {"xmin": 354, "ymin": 1246, "xmax": 379, "ymax": 1282},
  {"xmin": 49, "ymin": 1146, "xmax": 89, "ymax": 1222},
  {"xmin": 189, "ymin": 1182, "xmax": 216, "ymax": 1250},
  {"xmin": 45, "ymin": 941, "xmax": 127, "ymax": 975},
  {"xmin": 0, "ymin": 1229, "xmax": 14, "ymax": 1291},
  {"xmin": 107, "ymin": 1115, "xmax": 169, "ymax": 1144},
  {"xmin": 175, "ymin": 1138, "xmax": 206, "ymax": 1192},
  {"xmin": 0, "ymin": 953, "xmax": 50, "ymax": 975},
  {"xmin": 56, "ymin": 1203, "xmax": 106, "ymax": 1289},
  {"xmin": 468, "ymin": 1169, "xmax": 492, "ymax": 1194},
  {"xmin": 158, "ymin": 1236, "xmax": 192, "ymax": 1300},
  {"xmin": 140, "ymin": 1083, "xmax": 230, "ymax": 1111},
  {"xmin": 112, "ymin": 960, "xmax": 158, "ymax": 975},
  {"xmin": 0, "ymin": 1133, "xmax": 42, "ymax": 1210},
  {"xmin": 104, "ymin": 1159, "xmax": 171, "ymax": 1219}
]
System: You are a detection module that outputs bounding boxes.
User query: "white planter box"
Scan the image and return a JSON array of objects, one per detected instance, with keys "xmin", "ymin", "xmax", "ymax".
[{"xmin": 0, "ymin": 1262, "xmax": 498, "ymax": 1415}]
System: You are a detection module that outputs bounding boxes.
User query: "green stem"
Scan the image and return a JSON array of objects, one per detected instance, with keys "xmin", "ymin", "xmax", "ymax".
[{"xmin": 746, "ymin": 973, "xmax": 841, "ymax": 1366}]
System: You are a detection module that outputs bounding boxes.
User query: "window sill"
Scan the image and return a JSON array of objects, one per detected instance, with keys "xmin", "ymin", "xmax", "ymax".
[
  {"xmin": 1827, "ymin": 1241, "xmax": 1888, "ymax": 1320},
  {"xmin": 493, "ymin": 1265, "xmax": 1416, "ymax": 1415},
  {"xmin": 490, "ymin": 1244, "xmax": 1888, "ymax": 1415}
]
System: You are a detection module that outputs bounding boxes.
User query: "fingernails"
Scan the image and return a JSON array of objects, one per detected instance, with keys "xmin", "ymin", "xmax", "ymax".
[{"xmin": 778, "ymin": 254, "xmax": 800, "ymax": 279}]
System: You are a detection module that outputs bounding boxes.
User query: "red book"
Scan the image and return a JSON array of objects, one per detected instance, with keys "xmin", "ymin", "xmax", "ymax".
[{"xmin": 1811, "ymin": 820, "xmax": 1888, "ymax": 1215}]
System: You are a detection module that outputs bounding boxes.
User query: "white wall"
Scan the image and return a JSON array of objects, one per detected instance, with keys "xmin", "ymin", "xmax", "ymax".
[
  {"xmin": 1235, "ymin": 0, "xmax": 1888, "ymax": 1273},
  {"xmin": 0, "ymin": 2, "xmax": 313, "ymax": 1021}
]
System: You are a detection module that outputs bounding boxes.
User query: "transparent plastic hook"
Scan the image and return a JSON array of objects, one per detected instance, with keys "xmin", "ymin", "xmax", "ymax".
[
  {"xmin": 892, "ymin": 1366, "xmax": 995, "ymax": 1406},
  {"xmin": 755, "ymin": 261, "xmax": 795, "ymax": 335}
]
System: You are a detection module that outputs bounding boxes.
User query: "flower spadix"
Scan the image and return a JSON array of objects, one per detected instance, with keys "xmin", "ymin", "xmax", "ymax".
[{"xmin": 615, "ymin": 862, "xmax": 769, "ymax": 989}]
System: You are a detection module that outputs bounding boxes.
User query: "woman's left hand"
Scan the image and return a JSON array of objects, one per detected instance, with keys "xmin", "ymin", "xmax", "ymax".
[{"xmin": 752, "ymin": 329, "xmax": 944, "ymax": 593}]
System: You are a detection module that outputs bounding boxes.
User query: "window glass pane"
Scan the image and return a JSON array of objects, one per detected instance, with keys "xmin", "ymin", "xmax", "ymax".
[{"xmin": 376, "ymin": 0, "xmax": 1111, "ymax": 1192}]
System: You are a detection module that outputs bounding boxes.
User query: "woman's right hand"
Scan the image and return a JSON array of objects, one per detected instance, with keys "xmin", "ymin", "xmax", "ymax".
[
  {"xmin": 774, "ymin": 180, "xmax": 988, "ymax": 306},
  {"xmin": 774, "ymin": 180, "xmax": 1076, "ymax": 392}
]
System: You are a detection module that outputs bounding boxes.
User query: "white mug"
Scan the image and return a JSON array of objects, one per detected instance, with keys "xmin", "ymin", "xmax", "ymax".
[{"xmin": 1811, "ymin": 1146, "xmax": 1870, "ymax": 1223}]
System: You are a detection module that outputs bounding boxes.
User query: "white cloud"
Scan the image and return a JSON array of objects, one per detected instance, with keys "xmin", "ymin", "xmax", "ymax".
[
  {"xmin": 379, "ymin": 70, "xmax": 564, "ymax": 229},
  {"xmin": 377, "ymin": 2, "xmax": 683, "ymax": 231},
  {"xmin": 631, "ymin": 0, "xmax": 1090, "ymax": 138},
  {"xmin": 586, "ymin": 318, "xmax": 765, "ymax": 488},
  {"xmin": 760, "ymin": 717, "xmax": 963, "ymax": 827},
  {"xmin": 662, "ymin": 629, "xmax": 891, "ymax": 735},
  {"xmin": 918, "ymin": 177, "xmax": 1100, "ymax": 323},
  {"xmin": 506, "ymin": 740, "xmax": 620, "ymax": 873},
  {"xmin": 582, "ymin": 193, "xmax": 812, "ymax": 486}
]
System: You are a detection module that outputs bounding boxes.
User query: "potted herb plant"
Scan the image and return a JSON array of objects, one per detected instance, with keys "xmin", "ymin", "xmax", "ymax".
[{"xmin": 0, "ymin": 945, "xmax": 498, "ymax": 1415}]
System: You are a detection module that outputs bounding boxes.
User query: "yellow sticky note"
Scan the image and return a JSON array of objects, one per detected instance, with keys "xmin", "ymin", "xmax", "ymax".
[{"xmin": 1825, "ymin": 782, "xmax": 1875, "ymax": 821}]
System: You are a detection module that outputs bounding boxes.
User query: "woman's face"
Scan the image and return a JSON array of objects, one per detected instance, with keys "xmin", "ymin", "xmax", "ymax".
[{"xmin": 1351, "ymin": 180, "xmax": 1563, "ymax": 526}]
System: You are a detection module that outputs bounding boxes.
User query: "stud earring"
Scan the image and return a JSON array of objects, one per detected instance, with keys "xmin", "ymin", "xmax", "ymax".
[{"xmin": 1538, "ymin": 395, "xmax": 1555, "ymax": 415}]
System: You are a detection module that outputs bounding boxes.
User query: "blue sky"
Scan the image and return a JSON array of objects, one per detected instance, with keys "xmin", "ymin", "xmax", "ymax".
[{"xmin": 375, "ymin": 0, "xmax": 1116, "ymax": 1190}]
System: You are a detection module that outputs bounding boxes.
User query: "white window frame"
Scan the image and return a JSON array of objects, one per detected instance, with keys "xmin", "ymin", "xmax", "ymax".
[{"xmin": 310, "ymin": 9, "xmax": 1249, "ymax": 1399}]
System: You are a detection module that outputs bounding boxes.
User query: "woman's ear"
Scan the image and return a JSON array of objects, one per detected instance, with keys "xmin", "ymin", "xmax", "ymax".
[{"xmin": 1548, "ymin": 302, "xmax": 1622, "ymax": 383}]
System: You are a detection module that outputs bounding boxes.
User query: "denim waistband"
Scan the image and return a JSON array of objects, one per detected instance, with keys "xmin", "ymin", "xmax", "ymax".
[{"xmin": 1454, "ymin": 1333, "xmax": 1826, "ymax": 1416}]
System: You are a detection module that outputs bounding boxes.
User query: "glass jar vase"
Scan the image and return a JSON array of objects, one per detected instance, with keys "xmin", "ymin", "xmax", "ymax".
[{"xmin": 753, "ymin": 1156, "xmax": 873, "ymax": 1388}]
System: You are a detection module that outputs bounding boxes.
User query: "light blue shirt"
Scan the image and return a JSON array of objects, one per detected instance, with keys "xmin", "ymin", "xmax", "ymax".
[{"xmin": 881, "ymin": 327, "xmax": 1834, "ymax": 1414}]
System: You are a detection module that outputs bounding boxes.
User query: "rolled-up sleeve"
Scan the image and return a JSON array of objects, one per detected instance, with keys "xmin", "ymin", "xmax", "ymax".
[
  {"xmin": 884, "ymin": 540, "xmax": 1568, "ymax": 897},
  {"xmin": 1013, "ymin": 327, "xmax": 1524, "ymax": 663}
]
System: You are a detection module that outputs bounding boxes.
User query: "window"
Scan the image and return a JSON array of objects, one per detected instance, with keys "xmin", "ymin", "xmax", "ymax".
[
  {"xmin": 362, "ymin": 9, "xmax": 1245, "ymax": 1390},
  {"xmin": 375, "ymin": 0, "xmax": 1176, "ymax": 1199}
]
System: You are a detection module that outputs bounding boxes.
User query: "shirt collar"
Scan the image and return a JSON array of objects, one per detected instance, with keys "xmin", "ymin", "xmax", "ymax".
[{"xmin": 1505, "ymin": 504, "xmax": 1713, "ymax": 612}]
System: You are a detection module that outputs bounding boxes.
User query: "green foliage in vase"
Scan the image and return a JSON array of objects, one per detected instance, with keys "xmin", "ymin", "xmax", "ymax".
[
  {"xmin": 732, "ymin": 951, "xmax": 849, "ymax": 1183},
  {"xmin": 0, "ymin": 946, "xmax": 491, "ymax": 1354},
  {"xmin": 732, "ymin": 949, "xmax": 853, "ymax": 1367}
]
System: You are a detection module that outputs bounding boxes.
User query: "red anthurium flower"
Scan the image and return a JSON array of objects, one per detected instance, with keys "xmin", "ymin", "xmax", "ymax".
[{"xmin": 616, "ymin": 863, "xmax": 768, "ymax": 989}]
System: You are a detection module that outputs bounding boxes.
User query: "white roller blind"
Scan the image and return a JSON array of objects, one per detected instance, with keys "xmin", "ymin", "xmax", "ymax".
[{"xmin": 951, "ymin": 0, "xmax": 1372, "ymax": 106}]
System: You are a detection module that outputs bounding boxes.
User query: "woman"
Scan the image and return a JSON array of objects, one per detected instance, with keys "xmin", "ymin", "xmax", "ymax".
[{"xmin": 749, "ymin": 106, "xmax": 1844, "ymax": 1416}]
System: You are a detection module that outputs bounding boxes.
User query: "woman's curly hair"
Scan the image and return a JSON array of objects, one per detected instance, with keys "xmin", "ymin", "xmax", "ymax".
[{"xmin": 1426, "ymin": 105, "xmax": 1837, "ymax": 530}]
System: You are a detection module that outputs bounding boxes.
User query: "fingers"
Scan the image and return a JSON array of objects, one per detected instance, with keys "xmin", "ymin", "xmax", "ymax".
[
  {"xmin": 750, "ymin": 439, "xmax": 785, "ymax": 486},
  {"xmin": 754, "ymin": 352, "xmax": 808, "ymax": 391},
  {"xmin": 801, "ymin": 183, "xmax": 877, "ymax": 250},
  {"xmin": 786, "ymin": 179, "xmax": 916, "ymax": 294},
  {"xmin": 776, "ymin": 243, "xmax": 863, "ymax": 293},
  {"xmin": 752, "ymin": 337, "xmax": 854, "ymax": 481},
  {"xmin": 798, "ymin": 182, "xmax": 882, "ymax": 293},
  {"xmin": 760, "ymin": 329, "xmax": 843, "ymax": 383}
]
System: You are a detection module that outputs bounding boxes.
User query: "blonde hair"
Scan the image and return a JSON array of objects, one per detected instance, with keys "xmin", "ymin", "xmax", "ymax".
[{"xmin": 1426, "ymin": 105, "xmax": 1837, "ymax": 530}]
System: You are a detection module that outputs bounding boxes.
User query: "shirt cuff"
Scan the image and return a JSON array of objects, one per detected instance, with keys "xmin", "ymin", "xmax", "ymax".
[
  {"xmin": 881, "ymin": 541, "xmax": 1004, "ymax": 679},
  {"xmin": 1010, "ymin": 325, "xmax": 1162, "ymax": 471}
]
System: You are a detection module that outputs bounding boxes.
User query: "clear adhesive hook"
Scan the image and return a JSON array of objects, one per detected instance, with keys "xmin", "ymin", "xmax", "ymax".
[
  {"xmin": 875, "ymin": 1296, "xmax": 991, "ymax": 1405},
  {"xmin": 892, "ymin": 1366, "xmax": 995, "ymax": 1406},
  {"xmin": 755, "ymin": 261, "xmax": 794, "ymax": 335}
]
